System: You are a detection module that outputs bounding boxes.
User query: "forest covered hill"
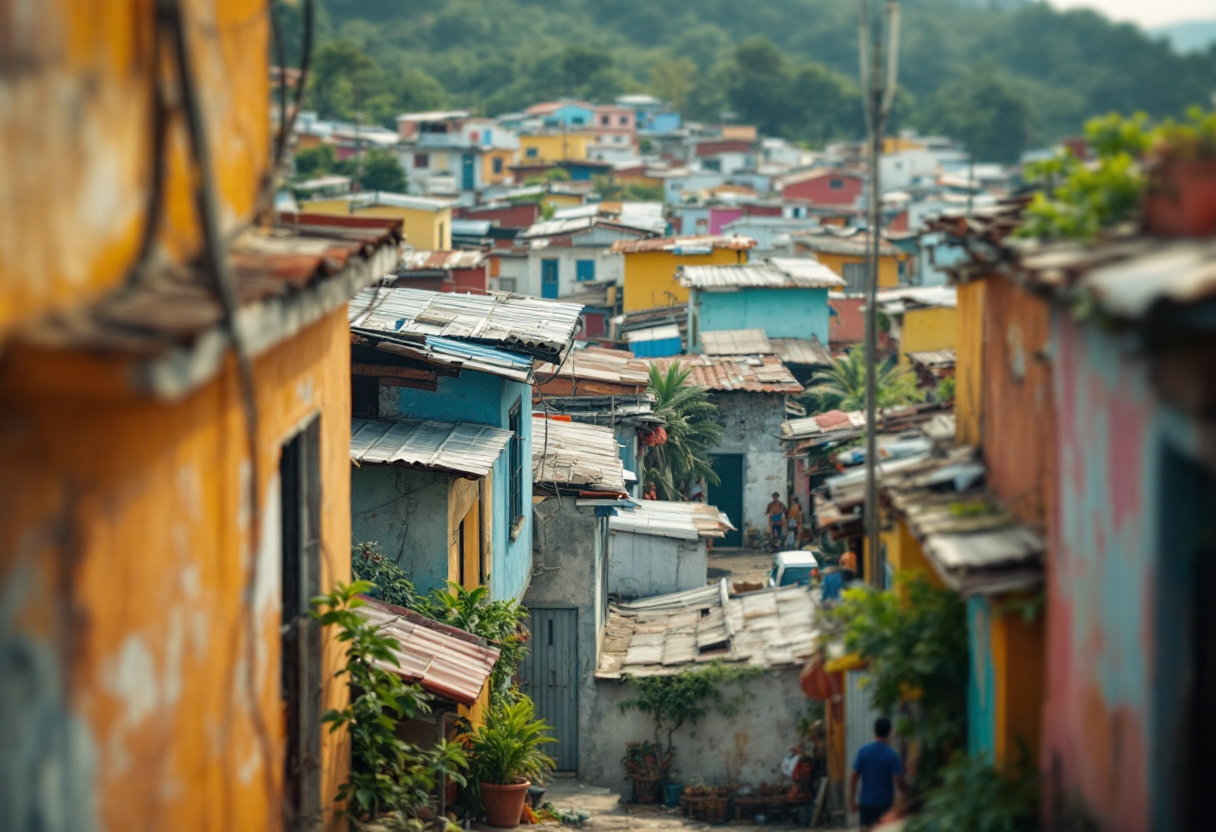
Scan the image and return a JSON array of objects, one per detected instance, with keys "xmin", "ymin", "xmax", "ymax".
[{"xmin": 280, "ymin": 0, "xmax": 1216, "ymax": 161}]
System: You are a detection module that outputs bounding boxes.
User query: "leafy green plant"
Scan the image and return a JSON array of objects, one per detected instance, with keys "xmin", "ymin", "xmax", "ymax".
[
  {"xmin": 1152, "ymin": 106, "xmax": 1216, "ymax": 160},
  {"xmin": 935, "ymin": 376, "xmax": 956, "ymax": 404},
  {"xmin": 352, "ymin": 541, "xmax": 422, "ymax": 609},
  {"xmin": 803, "ymin": 347, "xmax": 925, "ymax": 413},
  {"xmin": 311, "ymin": 580, "xmax": 468, "ymax": 822},
  {"xmin": 644, "ymin": 362, "xmax": 725, "ymax": 501},
  {"xmin": 422, "ymin": 583, "xmax": 530, "ymax": 701},
  {"xmin": 618, "ymin": 663, "xmax": 763, "ymax": 777},
  {"xmin": 828, "ymin": 573, "xmax": 968, "ymax": 792},
  {"xmin": 466, "ymin": 695, "xmax": 557, "ymax": 785},
  {"xmin": 906, "ymin": 753, "xmax": 1039, "ymax": 832}
]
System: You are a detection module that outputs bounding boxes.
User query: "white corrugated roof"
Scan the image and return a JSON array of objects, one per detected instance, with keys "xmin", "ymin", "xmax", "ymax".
[
  {"xmin": 700, "ymin": 329, "xmax": 775, "ymax": 356},
  {"xmin": 532, "ymin": 416, "xmax": 627, "ymax": 494},
  {"xmin": 609, "ymin": 500, "xmax": 735, "ymax": 540},
  {"xmin": 350, "ymin": 418, "xmax": 512, "ymax": 478}
]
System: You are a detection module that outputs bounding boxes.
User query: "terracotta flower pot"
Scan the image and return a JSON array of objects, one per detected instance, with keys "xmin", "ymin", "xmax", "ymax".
[
  {"xmin": 480, "ymin": 780, "xmax": 530, "ymax": 828},
  {"xmin": 1143, "ymin": 157, "xmax": 1216, "ymax": 237}
]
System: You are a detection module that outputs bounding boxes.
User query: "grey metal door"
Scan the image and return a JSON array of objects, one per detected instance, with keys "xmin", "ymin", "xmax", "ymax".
[
  {"xmin": 519, "ymin": 608, "xmax": 579, "ymax": 771},
  {"xmin": 845, "ymin": 670, "xmax": 886, "ymax": 826}
]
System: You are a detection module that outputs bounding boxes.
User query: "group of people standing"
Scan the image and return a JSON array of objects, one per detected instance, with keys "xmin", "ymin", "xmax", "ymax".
[{"xmin": 764, "ymin": 491, "xmax": 804, "ymax": 549}]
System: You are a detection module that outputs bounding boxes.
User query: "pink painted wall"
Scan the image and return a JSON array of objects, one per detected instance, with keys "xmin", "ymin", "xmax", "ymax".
[
  {"xmin": 1043, "ymin": 312, "xmax": 1204, "ymax": 832},
  {"xmin": 709, "ymin": 208, "xmax": 744, "ymax": 236}
]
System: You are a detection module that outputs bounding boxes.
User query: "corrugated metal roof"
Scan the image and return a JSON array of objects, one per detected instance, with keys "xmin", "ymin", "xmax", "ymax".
[
  {"xmin": 792, "ymin": 231, "xmax": 904, "ymax": 258},
  {"xmin": 401, "ymin": 250, "xmax": 487, "ymax": 271},
  {"xmin": 610, "ymin": 500, "xmax": 735, "ymax": 540},
  {"xmin": 651, "ymin": 355, "xmax": 803, "ymax": 394},
  {"xmin": 770, "ymin": 337, "xmax": 833, "ymax": 366},
  {"xmin": 535, "ymin": 346, "xmax": 650, "ymax": 388},
  {"xmin": 532, "ymin": 415, "xmax": 627, "ymax": 494},
  {"xmin": 625, "ymin": 324, "xmax": 681, "ymax": 342},
  {"xmin": 519, "ymin": 216, "xmax": 653, "ymax": 240},
  {"xmin": 350, "ymin": 329, "xmax": 535, "ymax": 383},
  {"xmin": 596, "ymin": 581, "xmax": 819, "ymax": 678},
  {"xmin": 907, "ymin": 349, "xmax": 957, "ymax": 368},
  {"xmin": 350, "ymin": 418, "xmax": 511, "ymax": 478},
  {"xmin": 350, "ymin": 287, "xmax": 584, "ymax": 361},
  {"xmin": 357, "ymin": 597, "xmax": 499, "ymax": 706},
  {"xmin": 679, "ymin": 261, "xmax": 843, "ymax": 290},
  {"xmin": 875, "ymin": 286, "xmax": 957, "ymax": 312},
  {"xmin": 16, "ymin": 213, "xmax": 403, "ymax": 400},
  {"xmin": 700, "ymin": 329, "xmax": 775, "ymax": 356},
  {"xmin": 610, "ymin": 235, "xmax": 756, "ymax": 254}
]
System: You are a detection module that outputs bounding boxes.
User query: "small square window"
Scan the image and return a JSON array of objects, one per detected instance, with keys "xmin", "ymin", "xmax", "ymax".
[
  {"xmin": 619, "ymin": 116, "xmax": 628, "ymax": 125},
  {"xmin": 526, "ymin": 147, "xmax": 538, "ymax": 159},
  {"xmin": 601, "ymin": 115, "xmax": 611, "ymax": 126},
  {"xmin": 829, "ymin": 178, "xmax": 844, "ymax": 190},
  {"xmin": 493, "ymin": 157, "xmax": 504, "ymax": 174},
  {"xmin": 414, "ymin": 153, "xmax": 429, "ymax": 169}
]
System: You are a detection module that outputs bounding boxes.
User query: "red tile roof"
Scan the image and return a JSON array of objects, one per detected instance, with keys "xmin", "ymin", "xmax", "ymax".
[
  {"xmin": 651, "ymin": 354, "xmax": 803, "ymax": 394},
  {"xmin": 357, "ymin": 596, "xmax": 500, "ymax": 706}
]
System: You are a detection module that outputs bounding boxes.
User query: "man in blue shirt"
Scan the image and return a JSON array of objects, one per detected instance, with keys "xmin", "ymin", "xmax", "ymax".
[{"xmin": 849, "ymin": 717, "xmax": 907, "ymax": 829}]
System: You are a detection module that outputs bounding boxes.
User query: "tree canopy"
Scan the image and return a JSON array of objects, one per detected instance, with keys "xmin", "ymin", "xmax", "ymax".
[{"xmin": 280, "ymin": 0, "xmax": 1216, "ymax": 157}]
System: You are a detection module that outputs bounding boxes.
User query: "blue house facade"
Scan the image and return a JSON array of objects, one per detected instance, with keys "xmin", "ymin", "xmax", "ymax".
[
  {"xmin": 680, "ymin": 260, "xmax": 844, "ymax": 350},
  {"xmin": 349, "ymin": 290, "xmax": 585, "ymax": 602}
]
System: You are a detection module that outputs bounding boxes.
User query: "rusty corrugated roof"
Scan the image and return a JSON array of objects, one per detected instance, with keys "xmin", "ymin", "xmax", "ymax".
[
  {"xmin": 769, "ymin": 337, "xmax": 833, "ymax": 367},
  {"xmin": 700, "ymin": 329, "xmax": 774, "ymax": 356},
  {"xmin": 651, "ymin": 354, "xmax": 803, "ymax": 394},
  {"xmin": 357, "ymin": 597, "xmax": 500, "ymax": 706},
  {"xmin": 14, "ymin": 213, "xmax": 402, "ymax": 399}
]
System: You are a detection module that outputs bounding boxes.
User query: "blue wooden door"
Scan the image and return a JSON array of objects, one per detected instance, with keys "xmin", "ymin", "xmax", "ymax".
[
  {"xmin": 575, "ymin": 259, "xmax": 595, "ymax": 282},
  {"xmin": 461, "ymin": 153, "xmax": 475, "ymax": 191},
  {"xmin": 541, "ymin": 259, "xmax": 559, "ymax": 299},
  {"xmin": 709, "ymin": 454, "xmax": 744, "ymax": 547},
  {"xmin": 519, "ymin": 608, "xmax": 579, "ymax": 771}
]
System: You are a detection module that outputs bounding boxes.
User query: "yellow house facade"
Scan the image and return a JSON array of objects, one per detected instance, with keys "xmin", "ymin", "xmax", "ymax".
[
  {"xmin": 792, "ymin": 234, "xmax": 906, "ymax": 291},
  {"xmin": 304, "ymin": 193, "xmax": 454, "ymax": 250},
  {"xmin": 898, "ymin": 305, "xmax": 958, "ymax": 363},
  {"xmin": 519, "ymin": 132, "xmax": 591, "ymax": 163},
  {"xmin": 615, "ymin": 237, "xmax": 755, "ymax": 312},
  {"xmin": 0, "ymin": 3, "xmax": 402, "ymax": 829}
]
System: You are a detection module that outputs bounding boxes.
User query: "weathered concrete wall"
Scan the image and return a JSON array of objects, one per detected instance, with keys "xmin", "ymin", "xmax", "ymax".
[
  {"xmin": 1043, "ymin": 312, "xmax": 1207, "ymax": 832},
  {"xmin": 0, "ymin": 309, "xmax": 355, "ymax": 831},
  {"xmin": 381, "ymin": 372, "xmax": 534, "ymax": 601},
  {"xmin": 710, "ymin": 393, "xmax": 789, "ymax": 538},
  {"xmin": 583, "ymin": 669, "xmax": 807, "ymax": 788},
  {"xmin": 524, "ymin": 497, "xmax": 606, "ymax": 776},
  {"xmin": 351, "ymin": 466, "xmax": 452, "ymax": 594},
  {"xmin": 608, "ymin": 532, "xmax": 707, "ymax": 599}
]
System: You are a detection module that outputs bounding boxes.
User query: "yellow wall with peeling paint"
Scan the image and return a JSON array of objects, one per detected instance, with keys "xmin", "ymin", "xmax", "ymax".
[
  {"xmin": 955, "ymin": 280, "xmax": 986, "ymax": 447},
  {"xmin": 621, "ymin": 248, "xmax": 749, "ymax": 312},
  {"xmin": 0, "ymin": 0, "xmax": 270, "ymax": 341},
  {"xmin": 0, "ymin": 2, "xmax": 354, "ymax": 827},
  {"xmin": 0, "ymin": 309, "xmax": 354, "ymax": 830}
]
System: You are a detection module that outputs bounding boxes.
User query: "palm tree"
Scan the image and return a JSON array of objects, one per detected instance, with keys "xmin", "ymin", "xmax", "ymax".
[
  {"xmin": 804, "ymin": 346, "xmax": 924, "ymax": 413},
  {"xmin": 644, "ymin": 363, "xmax": 724, "ymax": 501}
]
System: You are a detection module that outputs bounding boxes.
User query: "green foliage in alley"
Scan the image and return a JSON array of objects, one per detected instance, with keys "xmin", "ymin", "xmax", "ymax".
[{"xmin": 907, "ymin": 753, "xmax": 1039, "ymax": 832}]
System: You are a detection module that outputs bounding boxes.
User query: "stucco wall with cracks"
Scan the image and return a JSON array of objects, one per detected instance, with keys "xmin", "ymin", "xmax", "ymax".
[
  {"xmin": 351, "ymin": 467, "xmax": 452, "ymax": 595},
  {"xmin": 523, "ymin": 497, "xmax": 605, "ymax": 777},
  {"xmin": 709, "ymin": 393, "xmax": 789, "ymax": 535},
  {"xmin": 0, "ymin": 309, "xmax": 354, "ymax": 832}
]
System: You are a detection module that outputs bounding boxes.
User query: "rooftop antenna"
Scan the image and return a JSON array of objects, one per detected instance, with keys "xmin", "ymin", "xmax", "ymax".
[{"xmin": 859, "ymin": 0, "xmax": 900, "ymax": 583}]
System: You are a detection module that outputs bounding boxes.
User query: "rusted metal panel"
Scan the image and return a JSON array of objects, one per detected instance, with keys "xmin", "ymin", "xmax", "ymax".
[
  {"xmin": 981, "ymin": 276, "xmax": 1055, "ymax": 532},
  {"xmin": 650, "ymin": 354, "xmax": 803, "ymax": 394}
]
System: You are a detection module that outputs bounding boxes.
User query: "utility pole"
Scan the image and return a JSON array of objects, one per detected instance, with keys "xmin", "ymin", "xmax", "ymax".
[{"xmin": 859, "ymin": 0, "xmax": 900, "ymax": 582}]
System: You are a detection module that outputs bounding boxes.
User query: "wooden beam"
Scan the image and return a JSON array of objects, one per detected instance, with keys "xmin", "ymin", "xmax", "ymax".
[{"xmin": 351, "ymin": 363, "xmax": 436, "ymax": 382}]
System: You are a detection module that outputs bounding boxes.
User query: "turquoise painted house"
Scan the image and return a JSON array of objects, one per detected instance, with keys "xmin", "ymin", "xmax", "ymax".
[
  {"xmin": 679, "ymin": 257, "xmax": 844, "ymax": 352},
  {"xmin": 348, "ymin": 289, "xmax": 584, "ymax": 601}
]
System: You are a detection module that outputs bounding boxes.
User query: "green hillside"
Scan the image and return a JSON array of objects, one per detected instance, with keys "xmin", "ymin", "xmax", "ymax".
[{"xmin": 280, "ymin": 0, "xmax": 1216, "ymax": 161}]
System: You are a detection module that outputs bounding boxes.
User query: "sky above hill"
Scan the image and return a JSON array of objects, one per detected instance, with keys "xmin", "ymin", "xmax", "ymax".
[{"xmin": 1051, "ymin": 0, "xmax": 1212, "ymax": 29}]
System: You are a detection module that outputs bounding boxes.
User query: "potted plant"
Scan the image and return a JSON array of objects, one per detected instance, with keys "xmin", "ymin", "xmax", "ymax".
[
  {"xmin": 467, "ymin": 696, "xmax": 556, "ymax": 828},
  {"xmin": 1144, "ymin": 107, "xmax": 1216, "ymax": 237}
]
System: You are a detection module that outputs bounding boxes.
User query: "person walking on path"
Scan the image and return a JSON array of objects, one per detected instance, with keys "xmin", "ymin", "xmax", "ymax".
[{"xmin": 849, "ymin": 717, "xmax": 907, "ymax": 830}]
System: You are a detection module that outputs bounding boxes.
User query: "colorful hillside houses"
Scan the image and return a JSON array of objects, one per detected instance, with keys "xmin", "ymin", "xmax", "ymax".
[
  {"xmin": 614, "ymin": 235, "xmax": 756, "ymax": 312},
  {"xmin": 302, "ymin": 191, "xmax": 455, "ymax": 250}
]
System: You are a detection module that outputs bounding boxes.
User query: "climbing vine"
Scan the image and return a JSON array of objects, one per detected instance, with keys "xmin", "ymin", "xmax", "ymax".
[{"xmin": 618, "ymin": 663, "xmax": 764, "ymax": 777}]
